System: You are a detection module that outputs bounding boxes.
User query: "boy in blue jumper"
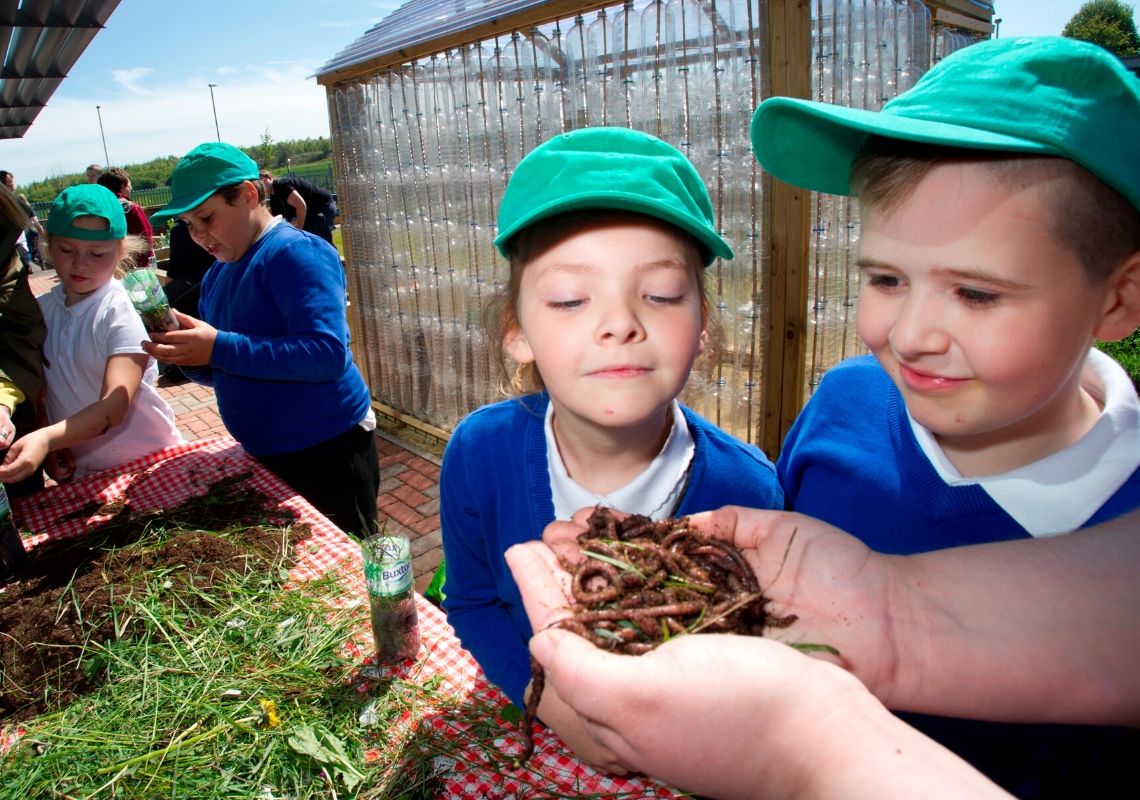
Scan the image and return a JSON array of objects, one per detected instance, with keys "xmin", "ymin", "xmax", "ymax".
[
  {"xmin": 752, "ymin": 37, "xmax": 1140, "ymax": 795},
  {"xmin": 441, "ymin": 127, "xmax": 783, "ymax": 770},
  {"xmin": 753, "ymin": 37, "xmax": 1140, "ymax": 553},
  {"xmin": 144, "ymin": 143, "xmax": 379, "ymax": 538}
]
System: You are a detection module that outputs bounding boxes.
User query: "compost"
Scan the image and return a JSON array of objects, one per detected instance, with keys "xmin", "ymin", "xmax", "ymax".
[
  {"xmin": 519, "ymin": 506, "xmax": 796, "ymax": 764},
  {"xmin": 0, "ymin": 473, "xmax": 306, "ymax": 722}
]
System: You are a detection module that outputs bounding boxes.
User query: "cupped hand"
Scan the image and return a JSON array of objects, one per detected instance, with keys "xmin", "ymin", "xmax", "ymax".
[
  {"xmin": 140, "ymin": 310, "xmax": 217, "ymax": 366},
  {"xmin": 528, "ymin": 625, "xmax": 871, "ymax": 800},
  {"xmin": 539, "ymin": 506, "xmax": 899, "ymax": 697}
]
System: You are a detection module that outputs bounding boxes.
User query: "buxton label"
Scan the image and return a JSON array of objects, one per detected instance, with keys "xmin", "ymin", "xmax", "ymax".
[{"xmin": 363, "ymin": 535, "xmax": 413, "ymax": 596}]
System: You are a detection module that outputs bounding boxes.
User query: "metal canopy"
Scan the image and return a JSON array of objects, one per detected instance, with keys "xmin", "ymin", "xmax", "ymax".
[{"xmin": 0, "ymin": 0, "xmax": 121, "ymax": 139}]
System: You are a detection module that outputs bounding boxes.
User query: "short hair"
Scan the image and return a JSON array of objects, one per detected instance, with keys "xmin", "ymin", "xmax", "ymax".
[
  {"xmin": 86, "ymin": 163, "xmax": 103, "ymax": 172},
  {"xmin": 97, "ymin": 166, "xmax": 131, "ymax": 196},
  {"xmin": 851, "ymin": 137, "xmax": 1140, "ymax": 283},
  {"xmin": 491, "ymin": 210, "xmax": 708, "ymax": 395},
  {"xmin": 259, "ymin": 170, "xmax": 274, "ymax": 181},
  {"xmin": 214, "ymin": 179, "xmax": 266, "ymax": 206},
  {"xmin": 0, "ymin": 171, "xmax": 11, "ymax": 185}
]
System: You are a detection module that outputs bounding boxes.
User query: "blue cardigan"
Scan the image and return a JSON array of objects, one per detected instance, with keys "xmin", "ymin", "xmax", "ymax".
[
  {"xmin": 440, "ymin": 393, "xmax": 784, "ymax": 707},
  {"xmin": 778, "ymin": 356, "xmax": 1140, "ymax": 554},
  {"xmin": 183, "ymin": 222, "xmax": 371, "ymax": 457}
]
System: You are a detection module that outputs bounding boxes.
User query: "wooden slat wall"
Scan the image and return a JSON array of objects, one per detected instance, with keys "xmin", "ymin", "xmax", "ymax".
[{"xmin": 760, "ymin": 0, "xmax": 811, "ymax": 459}]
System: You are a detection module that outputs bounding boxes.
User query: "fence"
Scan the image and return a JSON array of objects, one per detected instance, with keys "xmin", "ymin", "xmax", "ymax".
[{"xmin": 32, "ymin": 163, "xmax": 338, "ymax": 223}]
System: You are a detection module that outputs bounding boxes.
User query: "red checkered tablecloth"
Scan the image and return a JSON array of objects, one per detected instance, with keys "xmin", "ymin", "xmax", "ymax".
[{"xmin": 11, "ymin": 437, "xmax": 685, "ymax": 799}]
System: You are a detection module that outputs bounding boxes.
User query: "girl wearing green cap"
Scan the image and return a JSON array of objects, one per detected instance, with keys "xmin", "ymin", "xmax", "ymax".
[
  {"xmin": 0, "ymin": 185, "xmax": 182, "ymax": 485},
  {"xmin": 439, "ymin": 127, "xmax": 784, "ymax": 770}
]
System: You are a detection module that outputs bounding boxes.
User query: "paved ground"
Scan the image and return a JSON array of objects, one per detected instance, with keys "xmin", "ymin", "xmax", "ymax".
[{"xmin": 27, "ymin": 268, "xmax": 445, "ymax": 592}]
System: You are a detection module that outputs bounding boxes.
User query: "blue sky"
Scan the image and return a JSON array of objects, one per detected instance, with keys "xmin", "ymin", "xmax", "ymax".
[
  {"xmin": 0, "ymin": 0, "xmax": 1108, "ymax": 185},
  {"xmin": 2, "ymin": 0, "xmax": 403, "ymax": 184}
]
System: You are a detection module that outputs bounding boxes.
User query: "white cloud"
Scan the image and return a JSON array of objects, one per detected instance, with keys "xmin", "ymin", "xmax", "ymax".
[{"xmin": 111, "ymin": 66, "xmax": 157, "ymax": 96}]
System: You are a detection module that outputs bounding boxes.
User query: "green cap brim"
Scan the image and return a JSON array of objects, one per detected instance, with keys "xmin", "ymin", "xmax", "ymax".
[{"xmin": 751, "ymin": 97, "xmax": 1057, "ymax": 197}]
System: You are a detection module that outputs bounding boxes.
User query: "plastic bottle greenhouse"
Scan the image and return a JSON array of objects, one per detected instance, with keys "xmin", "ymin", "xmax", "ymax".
[{"xmin": 317, "ymin": 0, "xmax": 994, "ymax": 455}]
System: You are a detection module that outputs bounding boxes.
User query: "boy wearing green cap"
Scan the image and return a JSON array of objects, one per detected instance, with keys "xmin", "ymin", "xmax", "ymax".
[
  {"xmin": 143, "ymin": 143, "xmax": 378, "ymax": 538},
  {"xmin": 753, "ymin": 36, "xmax": 1140, "ymax": 553},
  {"xmin": 752, "ymin": 36, "xmax": 1139, "ymax": 793},
  {"xmin": 439, "ymin": 127, "xmax": 783, "ymax": 768},
  {"xmin": 0, "ymin": 184, "xmax": 182, "ymax": 485}
]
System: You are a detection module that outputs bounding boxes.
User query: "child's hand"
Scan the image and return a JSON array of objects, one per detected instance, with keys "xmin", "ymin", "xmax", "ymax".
[
  {"xmin": 45, "ymin": 448, "xmax": 76, "ymax": 483},
  {"xmin": 141, "ymin": 310, "xmax": 217, "ymax": 367},
  {"xmin": 0, "ymin": 430, "xmax": 51, "ymax": 483}
]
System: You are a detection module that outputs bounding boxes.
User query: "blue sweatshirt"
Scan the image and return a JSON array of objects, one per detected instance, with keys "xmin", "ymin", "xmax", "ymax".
[
  {"xmin": 183, "ymin": 222, "xmax": 371, "ymax": 456},
  {"xmin": 778, "ymin": 356, "xmax": 1140, "ymax": 554},
  {"xmin": 440, "ymin": 393, "xmax": 784, "ymax": 708}
]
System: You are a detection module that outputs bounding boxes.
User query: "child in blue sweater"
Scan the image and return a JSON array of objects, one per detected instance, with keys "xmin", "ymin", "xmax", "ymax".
[
  {"xmin": 144, "ymin": 143, "xmax": 378, "ymax": 538},
  {"xmin": 441, "ymin": 127, "xmax": 783, "ymax": 769},
  {"xmin": 752, "ymin": 37, "xmax": 1140, "ymax": 554},
  {"xmin": 752, "ymin": 36, "xmax": 1140, "ymax": 795}
]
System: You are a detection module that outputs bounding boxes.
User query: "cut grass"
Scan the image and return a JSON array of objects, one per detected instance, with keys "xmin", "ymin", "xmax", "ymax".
[{"xmin": 0, "ymin": 524, "xmax": 445, "ymax": 799}]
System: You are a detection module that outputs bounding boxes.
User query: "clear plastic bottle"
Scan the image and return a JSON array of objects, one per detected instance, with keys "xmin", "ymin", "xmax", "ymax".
[
  {"xmin": 122, "ymin": 267, "xmax": 180, "ymax": 333},
  {"xmin": 362, "ymin": 528, "xmax": 421, "ymax": 663},
  {"xmin": 0, "ymin": 482, "xmax": 27, "ymax": 575}
]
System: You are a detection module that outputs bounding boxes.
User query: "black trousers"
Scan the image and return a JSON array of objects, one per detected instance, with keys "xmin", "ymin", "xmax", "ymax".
[{"xmin": 255, "ymin": 424, "xmax": 379, "ymax": 539}]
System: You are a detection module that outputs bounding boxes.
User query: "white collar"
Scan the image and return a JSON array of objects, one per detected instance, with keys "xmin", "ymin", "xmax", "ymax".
[
  {"xmin": 910, "ymin": 349, "xmax": 1140, "ymax": 536},
  {"xmin": 546, "ymin": 399, "xmax": 695, "ymax": 521}
]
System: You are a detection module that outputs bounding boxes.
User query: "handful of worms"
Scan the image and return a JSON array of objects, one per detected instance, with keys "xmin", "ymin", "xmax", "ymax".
[{"xmin": 516, "ymin": 506, "xmax": 796, "ymax": 765}]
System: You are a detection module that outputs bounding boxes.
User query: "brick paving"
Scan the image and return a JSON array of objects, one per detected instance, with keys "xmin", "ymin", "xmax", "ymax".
[{"xmin": 27, "ymin": 267, "xmax": 445, "ymax": 593}]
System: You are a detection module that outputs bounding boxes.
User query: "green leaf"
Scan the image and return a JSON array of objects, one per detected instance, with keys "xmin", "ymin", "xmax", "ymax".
[
  {"xmin": 287, "ymin": 724, "xmax": 365, "ymax": 790},
  {"xmin": 790, "ymin": 642, "xmax": 841, "ymax": 657}
]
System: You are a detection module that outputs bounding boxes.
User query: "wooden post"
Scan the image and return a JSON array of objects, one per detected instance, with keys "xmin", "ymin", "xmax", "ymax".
[{"xmin": 761, "ymin": 0, "xmax": 812, "ymax": 460}]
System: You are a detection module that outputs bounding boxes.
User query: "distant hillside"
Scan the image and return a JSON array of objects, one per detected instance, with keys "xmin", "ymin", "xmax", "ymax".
[{"xmin": 22, "ymin": 134, "xmax": 334, "ymax": 210}]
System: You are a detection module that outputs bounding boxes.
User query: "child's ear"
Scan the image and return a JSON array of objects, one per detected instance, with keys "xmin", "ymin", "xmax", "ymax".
[
  {"xmin": 697, "ymin": 328, "xmax": 708, "ymax": 358},
  {"xmin": 1094, "ymin": 250, "xmax": 1140, "ymax": 342},
  {"xmin": 504, "ymin": 326, "xmax": 535, "ymax": 365}
]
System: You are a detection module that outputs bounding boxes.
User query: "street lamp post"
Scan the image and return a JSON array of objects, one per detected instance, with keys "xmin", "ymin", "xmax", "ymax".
[
  {"xmin": 208, "ymin": 83, "xmax": 221, "ymax": 141},
  {"xmin": 95, "ymin": 105, "xmax": 110, "ymax": 166},
  {"xmin": 994, "ymin": 17, "xmax": 1002, "ymax": 38}
]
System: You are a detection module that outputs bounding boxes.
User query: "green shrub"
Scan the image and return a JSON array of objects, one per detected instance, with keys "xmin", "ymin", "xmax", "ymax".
[{"xmin": 1098, "ymin": 329, "xmax": 1140, "ymax": 391}]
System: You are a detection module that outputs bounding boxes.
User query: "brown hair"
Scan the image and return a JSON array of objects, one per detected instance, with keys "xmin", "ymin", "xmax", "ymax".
[
  {"xmin": 214, "ymin": 179, "xmax": 266, "ymax": 205},
  {"xmin": 97, "ymin": 166, "xmax": 131, "ymax": 196},
  {"xmin": 490, "ymin": 210, "xmax": 709, "ymax": 395},
  {"xmin": 851, "ymin": 137, "xmax": 1140, "ymax": 283}
]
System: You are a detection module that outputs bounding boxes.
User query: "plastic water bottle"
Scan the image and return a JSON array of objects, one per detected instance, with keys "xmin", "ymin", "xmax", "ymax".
[
  {"xmin": 362, "ymin": 529, "xmax": 421, "ymax": 663},
  {"xmin": 122, "ymin": 267, "xmax": 180, "ymax": 333},
  {"xmin": 0, "ymin": 482, "xmax": 27, "ymax": 575}
]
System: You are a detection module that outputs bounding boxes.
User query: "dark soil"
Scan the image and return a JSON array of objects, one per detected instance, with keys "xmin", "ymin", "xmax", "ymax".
[{"xmin": 0, "ymin": 472, "xmax": 309, "ymax": 723}]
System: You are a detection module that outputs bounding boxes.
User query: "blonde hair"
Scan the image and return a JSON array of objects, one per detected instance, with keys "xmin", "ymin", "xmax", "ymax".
[{"xmin": 41, "ymin": 232, "xmax": 150, "ymax": 279}]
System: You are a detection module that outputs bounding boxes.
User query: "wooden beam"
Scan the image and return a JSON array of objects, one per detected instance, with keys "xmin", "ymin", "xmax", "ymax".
[
  {"xmin": 317, "ymin": 0, "xmax": 617, "ymax": 85},
  {"xmin": 927, "ymin": 0, "xmax": 994, "ymax": 22},
  {"xmin": 761, "ymin": 0, "xmax": 811, "ymax": 461},
  {"xmin": 933, "ymin": 8, "xmax": 995, "ymax": 35}
]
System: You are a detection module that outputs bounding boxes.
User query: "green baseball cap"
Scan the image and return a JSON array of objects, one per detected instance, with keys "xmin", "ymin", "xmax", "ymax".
[
  {"xmin": 45, "ymin": 184, "xmax": 127, "ymax": 240},
  {"xmin": 751, "ymin": 36, "xmax": 1140, "ymax": 212},
  {"xmin": 150, "ymin": 142, "xmax": 260, "ymax": 224},
  {"xmin": 494, "ymin": 127, "xmax": 733, "ymax": 266}
]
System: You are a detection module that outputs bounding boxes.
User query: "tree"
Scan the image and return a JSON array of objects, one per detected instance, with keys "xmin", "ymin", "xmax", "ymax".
[
  {"xmin": 255, "ymin": 129, "xmax": 276, "ymax": 169},
  {"xmin": 1063, "ymin": 0, "xmax": 1140, "ymax": 57}
]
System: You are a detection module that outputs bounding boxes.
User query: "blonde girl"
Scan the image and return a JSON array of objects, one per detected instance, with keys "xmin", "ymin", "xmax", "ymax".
[{"xmin": 0, "ymin": 185, "xmax": 182, "ymax": 484}]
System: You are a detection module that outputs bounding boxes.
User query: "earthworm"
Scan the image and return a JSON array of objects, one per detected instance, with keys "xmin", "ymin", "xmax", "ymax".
[{"xmin": 515, "ymin": 506, "xmax": 796, "ymax": 766}]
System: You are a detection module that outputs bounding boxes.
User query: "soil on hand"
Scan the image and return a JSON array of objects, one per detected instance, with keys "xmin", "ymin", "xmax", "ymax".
[{"xmin": 0, "ymin": 473, "xmax": 308, "ymax": 723}]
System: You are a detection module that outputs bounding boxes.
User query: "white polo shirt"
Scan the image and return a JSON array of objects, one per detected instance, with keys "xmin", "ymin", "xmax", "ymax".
[{"xmin": 38, "ymin": 279, "xmax": 183, "ymax": 477}]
